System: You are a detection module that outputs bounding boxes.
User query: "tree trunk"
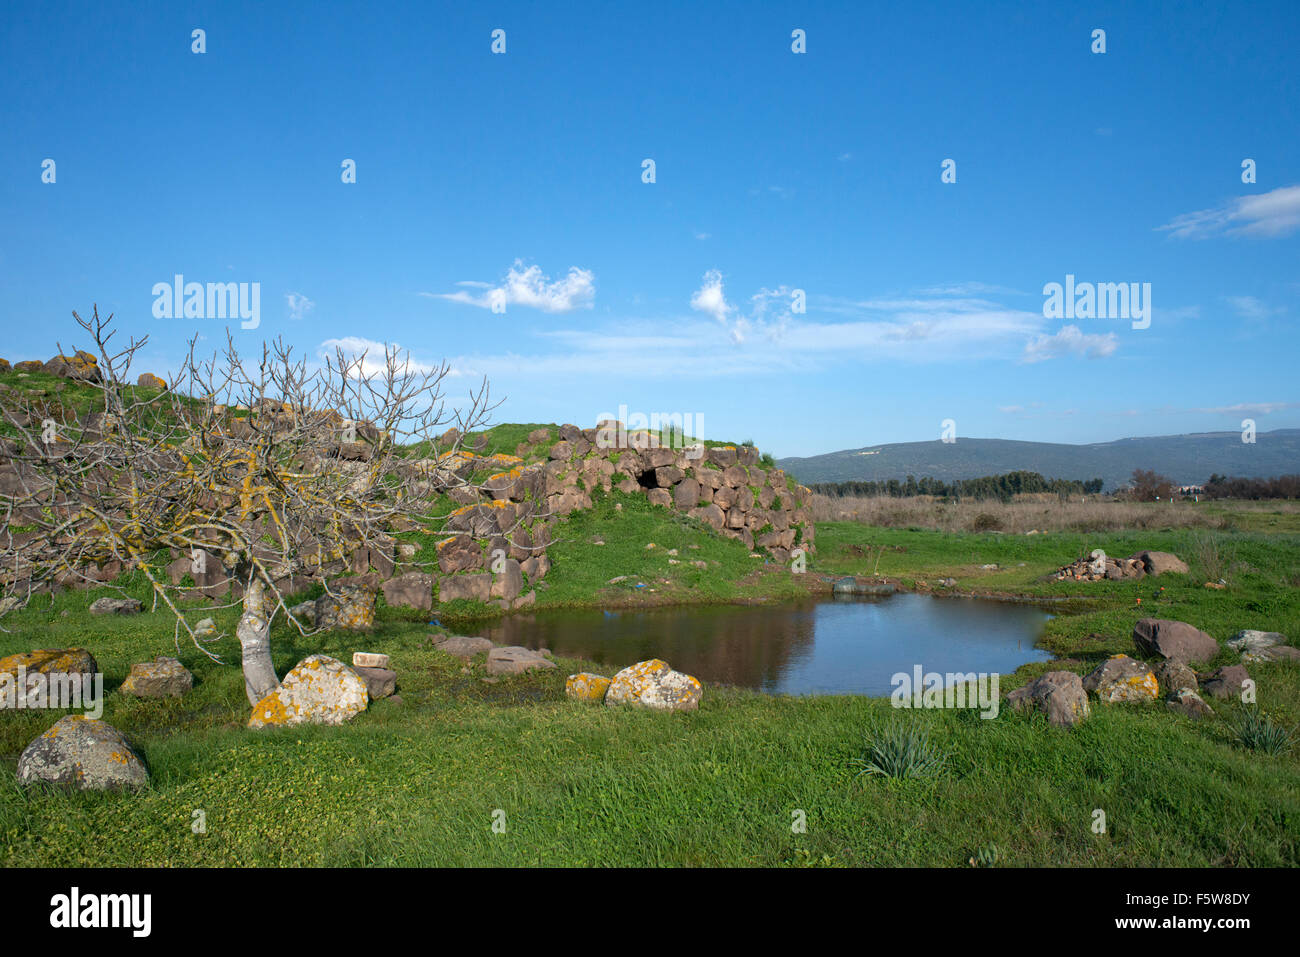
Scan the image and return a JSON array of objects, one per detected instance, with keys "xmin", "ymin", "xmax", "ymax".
[{"xmin": 237, "ymin": 578, "xmax": 280, "ymax": 706}]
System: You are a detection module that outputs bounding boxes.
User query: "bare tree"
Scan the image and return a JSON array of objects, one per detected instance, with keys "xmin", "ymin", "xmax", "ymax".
[{"xmin": 0, "ymin": 307, "xmax": 536, "ymax": 705}]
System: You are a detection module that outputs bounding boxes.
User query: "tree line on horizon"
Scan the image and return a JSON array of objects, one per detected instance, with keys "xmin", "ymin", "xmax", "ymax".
[{"xmin": 808, "ymin": 470, "xmax": 1105, "ymax": 503}]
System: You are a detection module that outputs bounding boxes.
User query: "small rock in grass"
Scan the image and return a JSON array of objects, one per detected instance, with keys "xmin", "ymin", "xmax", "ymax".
[
  {"xmin": 353, "ymin": 666, "xmax": 397, "ymax": 699},
  {"xmin": 435, "ymin": 635, "xmax": 493, "ymax": 658},
  {"xmin": 120, "ymin": 656, "xmax": 192, "ymax": 698},
  {"xmin": 352, "ymin": 652, "xmax": 390, "ymax": 669},
  {"xmin": 1082, "ymin": 655, "xmax": 1159, "ymax": 703},
  {"xmin": 485, "ymin": 646, "xmax": 556, "ymax": 676},
  {"xmin": 89, "ymin": 597, "xmax": 142, "ymax": 616},
  {"xmin": 1165, "ymin": 688, "xmax": 1213, "ymax": 719},
  {"xmin": 566, "ymin": 673, "xmax": 612, "ymax": 701}
]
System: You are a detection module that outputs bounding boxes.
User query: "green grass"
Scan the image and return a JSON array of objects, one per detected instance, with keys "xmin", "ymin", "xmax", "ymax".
[{"xmin": 1, "ymin": 384, "xmax": 1298, "ymax": 866}]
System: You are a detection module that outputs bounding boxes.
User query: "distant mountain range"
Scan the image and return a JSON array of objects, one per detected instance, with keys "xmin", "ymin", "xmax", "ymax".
[{"xmin": 776, "ymin": 429, "xmax": 1300, "ymax": 491}]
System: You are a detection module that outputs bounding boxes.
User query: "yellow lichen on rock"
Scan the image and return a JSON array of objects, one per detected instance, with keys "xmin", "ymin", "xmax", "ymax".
[{"xmin": 566, "ymin": 673, "xmax": 612, "ymax": 701}]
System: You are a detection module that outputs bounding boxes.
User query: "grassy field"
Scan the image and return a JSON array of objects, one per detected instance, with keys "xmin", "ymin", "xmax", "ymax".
[
  {"xmin": 1, "ymin": 496, "xmax": 1297, "ymax": 867},
  {"xmin": 2, "ymin": 375, "xmax": 1298, "ymax": 871}
]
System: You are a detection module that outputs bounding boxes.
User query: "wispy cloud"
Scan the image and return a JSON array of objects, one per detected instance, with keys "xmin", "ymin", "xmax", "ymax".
[
  {"xmin": 1223, "ymin": 295, "xmax": 1283, "ymax": 321},
  {"xmin": 1022, "ymin": 324, "xmax": 1118, "ymax": 363},
  {"xmin": 285, "ymin": 292, "xmax": 314, "ymax": 320},
  {"xmin": 423, "ymin": 260, "xmax": 595, "ymax": 313},
  {"xmin": 1157, "ymin": 184, "xmax": 1300, "ymax": 239}
]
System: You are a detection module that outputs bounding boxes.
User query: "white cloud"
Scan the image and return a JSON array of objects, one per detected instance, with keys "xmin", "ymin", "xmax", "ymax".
[
  {"xmin": 1022, "ymin": 325, "xmax": 1118, "ymax": 363},
  {"xmin": 285, "ymin": 293, "xmax": 314, "ymax": 320},
  {"xmin": 423, "ymin": 260, "xmax": 595, "ymax": 313},
  {"xmin": 690, "ymin": 269, "xmax": 733, "ymax": 325},
  {"xmin": 1157, "ymin": 184, "xmax": 1300, "ymax": 239}
]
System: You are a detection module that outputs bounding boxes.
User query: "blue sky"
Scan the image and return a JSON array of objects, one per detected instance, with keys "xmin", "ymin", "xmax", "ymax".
[{"xmin": 2, "ymin": 1, "xmax": 1297, "ymax": 457}]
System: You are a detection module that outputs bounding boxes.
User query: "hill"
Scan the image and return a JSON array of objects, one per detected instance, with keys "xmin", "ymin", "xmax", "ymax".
[{"xmin": 777, "ymin": 430, "xmax": 1300, "ymax": 490}]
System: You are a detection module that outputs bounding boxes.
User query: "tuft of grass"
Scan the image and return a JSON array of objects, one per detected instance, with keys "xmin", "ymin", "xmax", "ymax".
[
  {"xmin": 1229, "ymin": 706, "xmax": 1295, "ymax": 755},
  {"xmin": 852, "ymin": 719, "xmax": 949, "ymax": 780}
]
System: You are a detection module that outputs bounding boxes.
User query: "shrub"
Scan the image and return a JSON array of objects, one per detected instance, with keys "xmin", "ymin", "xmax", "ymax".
[
  {"xmin": 1229, "ymin": 707, "xmax": 1295, "ymax": 755},
  {"xmin": 852, "ymin": 720, "xmax": 948, "ymax": 780},
  {"xmin": 971, "ymin": 512, "xmax": 1002, "ymax": 532}
]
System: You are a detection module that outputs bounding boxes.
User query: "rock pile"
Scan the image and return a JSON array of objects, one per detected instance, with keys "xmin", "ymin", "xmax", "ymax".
[{"xmin": 1052, "ymin": 549, "xmax": 1188, "ymax": 582}]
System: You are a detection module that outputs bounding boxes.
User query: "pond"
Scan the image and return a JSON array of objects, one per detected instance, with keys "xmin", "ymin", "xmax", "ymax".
[{"xmin": 471, "ymin": 592, "xmax": 1054, "ymax": 696}]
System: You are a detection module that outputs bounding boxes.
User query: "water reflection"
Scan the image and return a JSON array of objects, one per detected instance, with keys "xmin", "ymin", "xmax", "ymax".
[{"xmin": 472, "ymin": 593, "xmax": 1053, "ymax": 696}]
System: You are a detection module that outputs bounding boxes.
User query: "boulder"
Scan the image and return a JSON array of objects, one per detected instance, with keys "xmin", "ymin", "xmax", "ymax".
[
  {"xmin": 1006, "ymin": 671, "xmax": 1090, "ymax": 727},
  {"xmin": 647, "ymin": 488, "xmax": 672, "ymax": 508},
  {"xmin": 0, "ymin": 649, "xmax": 99, "ymax": 710},
  {"xmin": 605, "ymin": 659, "xmax": 703, "ymax": 711},
  {"xmin": 1152, "ymin": 658, "xmax": 1198, "ymax": 695},
  {"xmin": 437, "ymin": 534, "xmax": 483, "ymax": 574},
  {"xmin": 1227, "ymin": 629, "xmax": 1300, "ymax": 663},
  {"xmin": 439, "ymin": 573, "xmax": 492, "ymax": 603},
  {"xmin": 435, "ymin": 635, "xmax": 493, "ymax": 658},
  {"xmin": 520, "ymin": 554, "xmax": 551, "ymax": 583},
  {"xmin": 485, "ymin": 646, "xmax": 556, "ymax": 676},
  {"xmin": 381, "ymin": 572, "xmax": 433, "ymax": 611},
  {"xmin": 42, "ymin": 350, "xmax": 101, "ymax": 383},
  {"xmin": 1200, "ymin": 665, "xmax": 1250, "ymax": 700},
  {"xmin": 315, "ymin": 581, "xmax": 377, "ymax": 631},
  {"xmin": 1132, "ymin": 618, "xmax": 1218, "ymax": 663},
  {"xmin": 674, "ymin": 478, "xmax": 699, "ymax": 509},
  {"xmin": 1127, "ymin": 550, "xmax": 1189, "ymax": 576},
  {"xmin": 490, "ymin": 559, "xmax": 523, "ymax": 602},
  {"xmin": 1082, "ymin": 655, "xmax": 1159, "ymax": 703},
  {"xmin": 566, "ymin": 673, "xmax": 612, "ymax": 701},
  {"xmin": 89, "ymin": 597, "xmax": 142, "ymax": 615},
  {"xmin": 248, "ymin": 654, "xmax": 369, "ymax": 728},
  {"xmin": 136, "ymin": 373, "xmax": 167, "ymax": 390},
  {"xmin": 1165, "ymin": 688, "xmax": 1213, "ymax": 719},
  {"xmin": 353, "ymin": 666, "xmax": 397, "ymax": 699},
  {"xmin": 120, "ymin": 656, "xmax": 192, "ymax": 698},
  {"xmin": 18, "ymin": 715, "xmax": 147, "ymax": 791}
]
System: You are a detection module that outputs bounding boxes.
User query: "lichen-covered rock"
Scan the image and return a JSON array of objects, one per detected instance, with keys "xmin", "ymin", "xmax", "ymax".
[
  {"xmin": 18, "ymin": 715, "xmax": 147, "ymax": 791},
  {"xmin": 42, "ymin": 350, "xmax": 101, "ymax": 383},
  {"xmin": 566, "ymin": 673, "xmax": 612, "ymax": 701},
  {"xmin": 485, "ymin": 646, "xmax": 555, "ymax": 676},
  {"xmin": 248, "ymin": 654, "xmax": 369, "ymax": 729},
  {"xmin": 1132, "ymin": 618, "xmax": 1219, "ymax": 663},
  {"xmin": 89, "ymin": 597, "xmax": 142, "ymax": 615},
  {"xmin": 136, "ymin": 372, "xmax": 167, "ymax": 390},
  {"xmin": 1006, "ymin": 671, "xmax": 1090, "ymax": 727},
  {"xmin": 1227, "ymin": 629, "xmax": 1300, "ymax": 663},
  {"xmin": 1082, "ymin": 655, "xmax": 1159, "ymax": 703},
  {"xmin": 315, "ymin": 582, "xmax": 377, "ymax": 631},
  {"xmin": 0, "ymin": 649, "xmax": 98, "ymax": 710},
  {"xmin": 605, "ymin": 659, "xmax": 703, "ymax": 711},
  {"xmin": 120, "ymin": 656, "xmax": 192, "ymax": 698}
]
